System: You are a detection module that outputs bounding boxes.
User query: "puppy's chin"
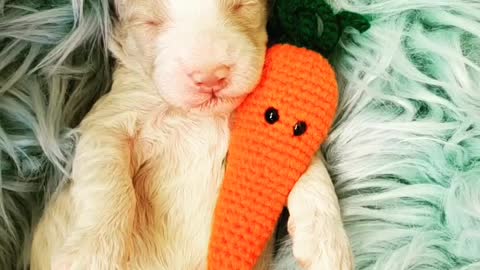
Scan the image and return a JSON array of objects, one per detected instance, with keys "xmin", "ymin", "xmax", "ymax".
[{"xmin": 188, "ymin": 95, "xmax": 248, "ymax": 115}]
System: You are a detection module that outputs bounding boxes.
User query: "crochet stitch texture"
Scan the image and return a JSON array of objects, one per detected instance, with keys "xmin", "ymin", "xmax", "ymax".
[{"xmin": 208, "ymin": 44, "xmax": 339, "ymax": 270}]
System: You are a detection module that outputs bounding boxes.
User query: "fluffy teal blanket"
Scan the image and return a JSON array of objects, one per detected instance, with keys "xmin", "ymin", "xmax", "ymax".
[{"xmin": 1, "ymin": 0, "xmax": 479, "ymax": 269}]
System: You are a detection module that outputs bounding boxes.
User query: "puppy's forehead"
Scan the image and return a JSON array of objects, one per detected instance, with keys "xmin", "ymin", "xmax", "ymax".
[{"xmin": 165, "ymin": 0, "xmax": 222, "ymax": 17}]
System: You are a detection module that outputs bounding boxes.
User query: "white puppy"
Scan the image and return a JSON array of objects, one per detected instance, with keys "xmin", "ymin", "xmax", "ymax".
[{"xmin": 30, "ymin": 0, "xmax": 353, "ymax": 269}]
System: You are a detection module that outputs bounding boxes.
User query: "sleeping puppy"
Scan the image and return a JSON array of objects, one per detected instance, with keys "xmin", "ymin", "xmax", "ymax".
[{"xmin": 30, "ymin": 0, "xmax": 353, "ymax": 269}]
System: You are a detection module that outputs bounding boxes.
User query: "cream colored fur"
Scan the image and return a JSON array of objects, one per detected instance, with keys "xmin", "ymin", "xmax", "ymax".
[{"xmin": 30, "ymin": 0, "xmax": 353, "ymax": 269}]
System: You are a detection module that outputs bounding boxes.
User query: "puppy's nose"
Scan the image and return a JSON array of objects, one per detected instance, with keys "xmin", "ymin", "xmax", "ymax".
[{"xmin": 189, "ymin": 65, "xmax": 230, "ymax": 91}]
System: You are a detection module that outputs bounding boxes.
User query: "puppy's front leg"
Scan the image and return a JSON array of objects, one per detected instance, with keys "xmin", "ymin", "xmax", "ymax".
[
  {"xmin": 54, "ymin": 121, "xmax": 139, "ymax": 270},
  {"xmin": 287, "ymin": 154, "xmax": 354, "ymax": 270}
]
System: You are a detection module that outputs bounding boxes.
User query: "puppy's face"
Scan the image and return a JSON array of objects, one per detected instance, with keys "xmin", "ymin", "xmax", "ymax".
[{"xmin": 114, "ymin": 0, "xmax": 269, "ymax": 114}]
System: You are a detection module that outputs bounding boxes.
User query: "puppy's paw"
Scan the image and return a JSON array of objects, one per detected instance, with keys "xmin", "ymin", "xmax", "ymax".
[
  {"xmin": 286, "ymin": 191, "xmax": 354, "ymax": 270},
  {"xmin": 288, "ymin": 216, "xmax": 354, "ymax": 270}
]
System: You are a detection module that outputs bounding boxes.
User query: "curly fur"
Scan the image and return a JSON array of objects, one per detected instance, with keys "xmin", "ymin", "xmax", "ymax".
[
  {"xmin": 324, "ymin": 0, "xmax": 480, "ymax": 269},
  {"xmin": 0, "ymin": 0, "xmax": 113, "ymax": 269}
]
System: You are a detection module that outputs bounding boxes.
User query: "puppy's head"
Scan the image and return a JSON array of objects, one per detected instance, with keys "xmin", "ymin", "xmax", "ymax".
[{"xmin": 113, "ymin": 0, "xmax": 269, "ymax": 114}]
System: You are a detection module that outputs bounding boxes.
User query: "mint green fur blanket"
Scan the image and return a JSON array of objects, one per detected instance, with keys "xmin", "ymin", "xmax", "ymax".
[{"xmin": 1, "ymin": 0, "xmax": 479, "ymax": 269}]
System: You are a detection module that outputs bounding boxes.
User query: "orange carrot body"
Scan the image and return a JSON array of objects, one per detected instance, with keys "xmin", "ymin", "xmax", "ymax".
[{"xmin": 208, "ymin": 44, "xmax": 339, "ymax": 270}]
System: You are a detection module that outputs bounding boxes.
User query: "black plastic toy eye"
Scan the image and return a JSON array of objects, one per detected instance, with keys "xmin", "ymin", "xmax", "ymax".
[
  {"xmin": 265, "ymin": 107, "xmax": 279, "ymax": 124},
  {"xmin": 293, "ymin": 121, "xmax": 307, "ymax": 136}
]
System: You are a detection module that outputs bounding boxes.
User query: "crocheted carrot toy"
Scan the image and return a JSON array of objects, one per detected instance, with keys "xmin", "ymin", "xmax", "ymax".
[
  {"xmin": 207, "ymin": 44, "xmax": 338, "ymax": 270},
  {"xmin": 208, "ymin": 1, "xmax": 370, "ymax": 268}
]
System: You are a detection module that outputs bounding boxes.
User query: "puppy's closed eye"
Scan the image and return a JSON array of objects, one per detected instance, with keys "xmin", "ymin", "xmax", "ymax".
[
  {"xmin": 143, "ymin": 19, "xmax": 164, "ymax": 28},
  {"xmin": 121, "ymin": 0, "xmax": 169, "ymax": 29},
  {"xmin": 127, "ymin": 14, "xmax": 167, "ymax": 33}
]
